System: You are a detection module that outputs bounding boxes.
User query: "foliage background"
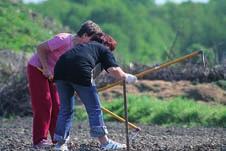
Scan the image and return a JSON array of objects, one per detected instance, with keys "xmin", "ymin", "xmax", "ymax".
[
  {"xmin": 26, "ymin": 0, "xmax": 226, "ymax": 65},
  {"xmin": 0, "ymin": 0, "xmax": 63, "ymax": 52},
  {"xmin": 0, "ymin": 0, "xmax": 225, "ymax": 65},
  {"xmin": 0, "ymin": 0, "xmax": 225, "ymax": 126}
]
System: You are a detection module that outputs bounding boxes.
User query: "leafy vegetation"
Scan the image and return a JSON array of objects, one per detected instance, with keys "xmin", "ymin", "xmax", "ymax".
[
  {"xmin": 75, "ymin": 95, "xmax": 226, "ymax": 127},
  {"xmin": 0, "ymin": 1, "xmax": 225, "ymax": 127},
  {"xmin": 27, "ymin": 0, "xmax": 226, "ymax": 64},
  {"xmin": 0, "ymin": 0, "xmax": 62, "ymax": 52}
]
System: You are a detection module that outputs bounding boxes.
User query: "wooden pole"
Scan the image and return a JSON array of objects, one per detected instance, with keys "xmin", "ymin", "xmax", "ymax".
[
  {"xmin": 101, "ymin": 107, "xmax": 140, "ymax": 130},
  {"xmin": 36, "ymin": 50, "xmax": 202, "ymax": 132},
  {"xmin": 36, "ymin": 67, "xmax": 141, "ymax": 131},
  {"xmin": 98, "ymin": 51, "xmax": 202, "ymax": 92},
  {"xmin": 123, "ymin": 80, "xmax": 130, "ymax": 151}
]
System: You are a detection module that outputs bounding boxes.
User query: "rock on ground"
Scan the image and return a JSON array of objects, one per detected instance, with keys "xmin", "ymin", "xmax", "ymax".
[{"xmin": 0, "ymin": 117, "xmax": 225, "ymax": 151}]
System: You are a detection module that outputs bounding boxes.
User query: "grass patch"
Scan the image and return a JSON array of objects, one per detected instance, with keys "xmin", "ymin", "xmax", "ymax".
[
  {"xmin": 0, "ymin": 1, "xmax": 62, "ymax": 52},
  {"xmin": 74, "ymin": 95, "xmax": 226, "ymax": 127}
]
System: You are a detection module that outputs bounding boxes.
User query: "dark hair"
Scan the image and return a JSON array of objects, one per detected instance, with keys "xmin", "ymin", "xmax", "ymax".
[
  {"xmin": 90, "ymin": 32, "xmax": 117, "ymax": 51},
  {"xmin": 77, "ymin": 20, "xmax": 102, "ymax": 37}
]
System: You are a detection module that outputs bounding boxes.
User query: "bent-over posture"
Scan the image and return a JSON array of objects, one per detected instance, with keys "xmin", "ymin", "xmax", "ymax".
[{"xmin": 53, "ymin": 32, "xmax": 137, "ymax": 150}]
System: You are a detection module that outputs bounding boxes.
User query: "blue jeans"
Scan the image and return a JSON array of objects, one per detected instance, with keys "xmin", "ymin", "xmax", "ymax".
[{"xmin": 54, "ymin": 80, "xmax": 108, "ymax": 143}]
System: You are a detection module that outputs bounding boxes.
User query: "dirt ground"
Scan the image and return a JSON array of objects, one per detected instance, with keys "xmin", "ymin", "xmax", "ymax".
[
  {"xmin": 0, "ymin": 117, "xmax": 225, "ymax": 151},
  {"xmin": 99, "ymin": 80, "xmax": 226, "ymax": 105},
  {"xmin": 0, "ymin": 52, "xmax": 225, "ymax": 150}
]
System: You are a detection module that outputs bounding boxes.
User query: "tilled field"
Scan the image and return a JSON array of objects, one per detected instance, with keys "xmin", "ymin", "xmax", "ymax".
[{"xmin": 0, "ymin": 117, "xmax": 225, "ymax": 151}]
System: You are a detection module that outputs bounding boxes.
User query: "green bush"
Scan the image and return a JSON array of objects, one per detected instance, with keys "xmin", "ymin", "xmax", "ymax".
[
  {"xmin": 27, "ymin": 0, "xmax": 226, "ymax": 64},
  {"xmin": 74, "ymin": 95, "xmax": 226, "ymax": 127},
  {"xmin": 0, "ymin": 1, "xmax": 62, "ymax": 52}
]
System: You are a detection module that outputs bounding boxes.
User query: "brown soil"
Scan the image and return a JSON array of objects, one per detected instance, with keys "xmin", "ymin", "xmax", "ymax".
[
  {"xmin": 0, "ymin": 50, "xmax": 225, "ymax": 117},
  {"xmin": 0, "ymin": 51, "xmax": 226, "ymax": 150},
  {"xmin": 0, "ymin": 117, "xmax": 225, "ymax": 151},
  {"xmin": 100, "ymin": 80, "xmax": 226, "ymax": 104}
]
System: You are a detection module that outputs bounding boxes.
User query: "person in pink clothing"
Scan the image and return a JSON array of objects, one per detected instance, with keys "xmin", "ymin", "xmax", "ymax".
[{"xmin": 26, "ymin": 20, "xmax": 102, "ymax": 149}]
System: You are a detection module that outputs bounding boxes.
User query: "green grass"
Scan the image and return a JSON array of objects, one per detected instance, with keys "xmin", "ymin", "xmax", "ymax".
[
  {"xmin": 74, "ymin": 95, "xmax": 226, "ymax": 127},
  {"xmin": 0, "ymin": 1, "xmax": 62, "ymax": 52}
]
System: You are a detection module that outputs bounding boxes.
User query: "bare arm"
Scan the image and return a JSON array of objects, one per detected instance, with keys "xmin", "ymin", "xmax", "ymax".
[
  {"xmin": 107, "ymin": 67, "xmax": 138, "ymax": 84},
  {"xmin": 37, "ymin": 41, "xmax": 52, "ymax": 79},
  {"xmin": 107, "ymin": 67, "xmax": 126, "ymax": 80}
]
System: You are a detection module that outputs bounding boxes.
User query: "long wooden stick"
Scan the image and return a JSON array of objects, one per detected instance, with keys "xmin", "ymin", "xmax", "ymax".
[
  {"xmin": 98, "ymin": 51, "xmax": 202, "ymax": 92},
  {"xmin": 101, "ymin": 107, "xmax": 140, "ymax": 130},
  {"xmin": 97, "ymin": 51, "xmax": 201, "ymax": 130},
  {"xmin": 36, "ymin": 67, "xmax": 141, "ymax": 130},
  {"xmin": 36, "ymin": 50, "xmax": 201, "ymax": 131},
  {"xmin": 123, "ymin": 80, "xmax": 130, "ymax": 151}
]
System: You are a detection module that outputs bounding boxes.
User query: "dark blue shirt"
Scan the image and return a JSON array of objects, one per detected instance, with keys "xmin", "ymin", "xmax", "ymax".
[{"xmin": 54, "ymin": 41, "xmax": 118, "ymax": 86}]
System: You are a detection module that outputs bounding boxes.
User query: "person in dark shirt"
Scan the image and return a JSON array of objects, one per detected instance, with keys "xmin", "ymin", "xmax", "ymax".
[{"xmin": 53, "ymin": 32, "xmax": 137, "ymax": 151}]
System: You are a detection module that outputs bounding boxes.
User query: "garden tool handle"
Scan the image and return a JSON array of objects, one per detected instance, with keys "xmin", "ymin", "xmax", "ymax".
[
  {"xmin": 101, "ymin": 107, "xmax": 141, "ymax": 131},
  {"xmin": 37, "ymin": 67, "xmax": 140, "ymax": 131},
  {"xmin": 98, "ymin": 50, "xmax": 202, "ymax": 92},
  {"xmin": 36, "ymin": 67, "xmax": 53, "ymax": 81},
  {"xmin": 123, "ymin": 80, "xmax": 130, "ymax": 151},
  {"xmin": 135, "ymin": 50, "xmax": 202, "ymax": 78}
]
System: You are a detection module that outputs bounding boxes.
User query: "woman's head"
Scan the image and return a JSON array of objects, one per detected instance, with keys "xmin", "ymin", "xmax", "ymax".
[
  {"xmin": 90, "ymin": 32, "xmax": 117, "ymax": 51},
  {"xmin": 77, "ymin": 20, "xmax": 102, "ymax": 37}
]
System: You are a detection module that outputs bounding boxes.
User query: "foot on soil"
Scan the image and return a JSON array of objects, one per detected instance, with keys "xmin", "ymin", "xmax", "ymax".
[
  {"xmin": 53, "ymin": 142, "xmax": 69, "ymax": 151},
  {"xmin": 101, "ymin": 139, "xmax": 126, "ymax": 150},
  {"xmin": 33, "ymin": 139, "xmax": 52, "ymax": 149}
]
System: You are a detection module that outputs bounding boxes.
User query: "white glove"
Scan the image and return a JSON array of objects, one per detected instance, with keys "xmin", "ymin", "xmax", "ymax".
[{"xmin": 125, "ymin": 73, "xmax": 137, "ymax": 84}]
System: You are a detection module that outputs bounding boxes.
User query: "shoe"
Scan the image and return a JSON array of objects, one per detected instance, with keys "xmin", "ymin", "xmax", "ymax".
[
  {"xmin": 33, "ymin": 139, "xmax": 52, "ymax": 149},
  {"xmin": 53, "ymin": 142, "xmax": 68, "ymax": 151},
  {"xmin": 101, "ymin": 139, "xmax": 126, "ymax": 150}
]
